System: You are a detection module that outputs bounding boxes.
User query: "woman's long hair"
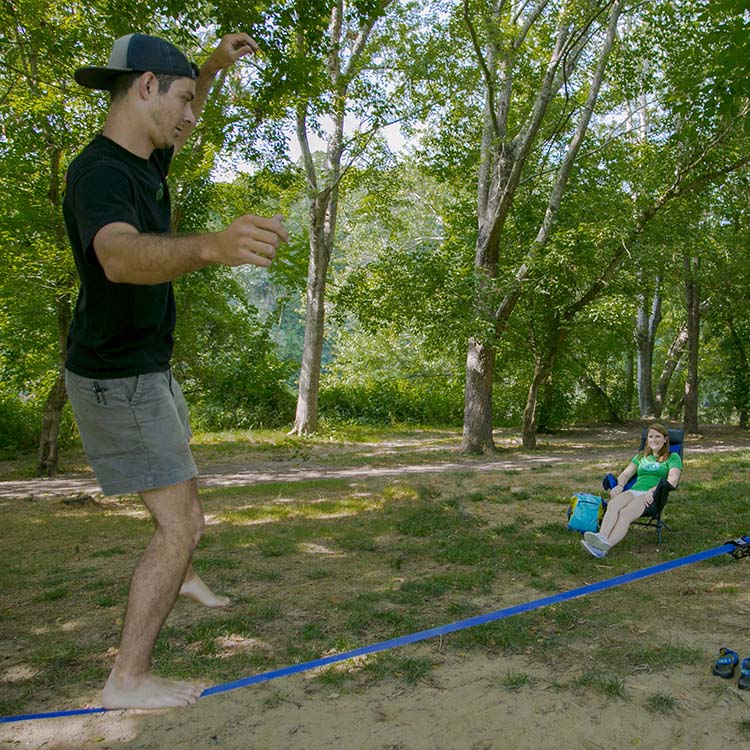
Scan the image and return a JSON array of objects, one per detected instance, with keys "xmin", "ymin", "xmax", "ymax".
[{"xmin": 639, "ymin": 422, "xmax": 670, "ymax": 462}]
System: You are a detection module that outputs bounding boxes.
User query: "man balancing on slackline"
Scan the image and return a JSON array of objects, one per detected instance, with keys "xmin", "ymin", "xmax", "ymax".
[{"xmin": 63, "ymin": 32, "xmax": 288, "ymax": 709}]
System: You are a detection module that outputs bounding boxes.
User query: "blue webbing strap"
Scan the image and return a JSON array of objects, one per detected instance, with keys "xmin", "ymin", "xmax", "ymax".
[{"xmin": 2, "ymin": 538, "xmax": 746, "ymax": 725}]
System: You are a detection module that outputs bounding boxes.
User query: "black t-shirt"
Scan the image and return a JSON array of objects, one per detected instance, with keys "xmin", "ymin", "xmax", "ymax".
[{"xmin": 63, "ymin": 134, "xmax": 176, "ymax": 378}]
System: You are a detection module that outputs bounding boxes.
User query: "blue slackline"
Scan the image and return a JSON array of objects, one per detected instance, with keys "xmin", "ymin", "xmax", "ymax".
[{"xmin": 2, "ymin": 537, "xmax": 747, "ymax": 725}]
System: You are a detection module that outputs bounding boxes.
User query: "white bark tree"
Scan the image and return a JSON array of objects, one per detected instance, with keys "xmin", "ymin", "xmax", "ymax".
[
  {"xmin": 463, "ymin": 0, "xmax": 626, "ymax": 452},
  {"xmin": 290, "ymin": 0, "xmax": 402, "ymax": 435}
]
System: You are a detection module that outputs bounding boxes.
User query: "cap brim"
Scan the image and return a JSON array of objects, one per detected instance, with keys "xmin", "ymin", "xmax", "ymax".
[{"xmin": 74, "ymin": 66, "xmax": 134, "ymax": 91}]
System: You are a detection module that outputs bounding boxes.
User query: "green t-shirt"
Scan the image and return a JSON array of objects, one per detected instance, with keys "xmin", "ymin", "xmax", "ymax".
[{"xmin": 630, "ymin": 452, "xmax": 683, "ymax": 491}]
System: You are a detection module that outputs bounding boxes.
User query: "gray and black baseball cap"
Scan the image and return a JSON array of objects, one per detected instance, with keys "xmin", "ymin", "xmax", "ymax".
[{"xmin": 74, "ymin": 33, "xmax": 198, "ymax": 90}]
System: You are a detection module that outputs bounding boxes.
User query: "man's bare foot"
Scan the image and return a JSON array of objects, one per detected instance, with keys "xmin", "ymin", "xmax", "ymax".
[
  {"xmin": 102, "ymin": 672, "xmax": 205, "ymax": 709},
  {"xmin": 179, "ymin": 577, "xmax": 231, "ymax": 608}
]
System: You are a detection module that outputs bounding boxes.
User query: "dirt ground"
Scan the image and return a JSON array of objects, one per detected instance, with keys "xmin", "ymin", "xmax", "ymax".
[
  {"xmin": 2, "ymin": 424, "xmax": 750, "ymax": 749},
  {"xmin": 5, "ymin": 644, "xmax": 750, "ymax": 750}
]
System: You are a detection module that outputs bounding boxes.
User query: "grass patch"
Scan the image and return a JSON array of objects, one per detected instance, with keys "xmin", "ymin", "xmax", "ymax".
[
  {"xmin": 618, "ymin": 643, "xmax": 703, "ymax": 671},
  {"xmin": 645, "ymin": 692, "xmax": 679, "ymax": 714},
  {"xmin": 394, "ymin": 656, "xmax": 434, "ymax": 684},
  {"xmin": 4, "ymin": 426, "xmax": 750, "ymax": 722},
  {"xmin": 572, "ymin": 673, "xmax": 627, "ymax": 699},
  {"xmin": 451, "ymin": 614, "xmax": 539, "ymax": 653},
  {"xmin": 193, "ymin": 556, "xmax": 239, "ymax": 571},
  {"xmin": 315, "ymin": 666, "xmax": 350, "ymax": 687},
  {"xmin": 256, "ymin": 536, "xmax": 299, "ymax": 557},
  {"xmin": 89, "ymin": 546, "xmax": 127, "ymax": 558},
  {"xmin": 499, "ymin": 671, "xmax": 531, "ymax": 691},
  {"xmin": 35, "ymin": 587, "xmax": 69, "ymax": 603},
  {"xmin": 336, "ymin": 530, "xmax": 378, "ymax": 552}
]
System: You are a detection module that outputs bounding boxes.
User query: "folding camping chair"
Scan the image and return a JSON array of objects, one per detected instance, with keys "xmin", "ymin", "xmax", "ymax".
[{"xmin": 602, "ymin": 427, "xmax": 684, "ymax": 544}]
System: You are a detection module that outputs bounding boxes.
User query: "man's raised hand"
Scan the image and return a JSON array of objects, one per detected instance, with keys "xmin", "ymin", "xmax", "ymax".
[{"xmin": 205, "ymin": 33, "xmax": 259, "ymax": 73}]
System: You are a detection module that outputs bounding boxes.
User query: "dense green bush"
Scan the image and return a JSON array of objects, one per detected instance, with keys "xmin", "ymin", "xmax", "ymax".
[
  {"xmin": 185, "ymin": 351, "xmax": 296, "ymax": 431},
  {"xmin": 319, "ymin": 377, "xmax": 464, "ymax": 425},
  {"xmin": 0, "ymin": 390, "xmax": 80, "ymax": 459},
  {"xmin": 0, "ymin": 392, "xmax": 40, "ymax": 457}
]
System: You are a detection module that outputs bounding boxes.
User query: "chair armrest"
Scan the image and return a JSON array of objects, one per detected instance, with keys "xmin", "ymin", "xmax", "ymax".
[
  {"xmin": 646, "ymin": 478, "xmax": 676, "ymax": 517},
  {"xmin": 602, "ymin": 473, "xmax": 637, "ymax": 492},
  {"xmin": 602, "ymin": 473, "xmax": 617, "ymax": 491}
]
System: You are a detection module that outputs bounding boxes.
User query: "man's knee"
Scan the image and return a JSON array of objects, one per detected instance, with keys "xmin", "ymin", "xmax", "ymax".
[
  {"xmin": 159, "ymin": 508, "xmax": 203, "ymax": 551},
  {"xmin": 143, "ymin": 479, "xmax": 204, "ymax": 549},
  {"xmin": 187, "ymin": 505, "xmax": 205, "ymax": 548}
]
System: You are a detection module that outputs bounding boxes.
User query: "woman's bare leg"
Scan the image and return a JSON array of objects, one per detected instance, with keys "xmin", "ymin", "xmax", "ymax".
[{"xmin": 605, "ymin": 496, "xmax": 647, "ymax": 547}]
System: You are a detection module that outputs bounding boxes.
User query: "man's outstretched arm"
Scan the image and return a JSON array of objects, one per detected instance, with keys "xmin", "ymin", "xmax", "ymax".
[
  {"xmin": 93, "ymin": 213, "xmax": 287, "ymax": 285},
  {"xmin": 174, "ymin": 32, "xmax": 259, "ymax": 154}
]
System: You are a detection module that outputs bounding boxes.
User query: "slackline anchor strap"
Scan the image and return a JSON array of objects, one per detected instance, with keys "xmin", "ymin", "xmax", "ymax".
[
  {"xmin": 2, "ymin": 534, "xmax": 749, "ymax": 725},
  {"xmin": 727, "ymin": 537, "xmax": 750, "ymax": 559}
]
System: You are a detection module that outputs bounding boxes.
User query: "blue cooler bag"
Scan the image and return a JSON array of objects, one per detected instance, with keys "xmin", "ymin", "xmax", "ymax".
[{"xmin": 566, "ymin": 492, "xmax": 604, "ymax": 533}]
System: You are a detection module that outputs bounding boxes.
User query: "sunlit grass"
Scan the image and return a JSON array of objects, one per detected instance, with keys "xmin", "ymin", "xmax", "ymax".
[
  {"xmin": 3, "ymin": 428, "xmax": 750, "ymax": 721},
  {"xmin": 220, "ymin": 495, "xmax": 383, "ymax": 528},
  {"xmin": 201, "ymin": 477, "xmax": 354, "ymax": 500}
]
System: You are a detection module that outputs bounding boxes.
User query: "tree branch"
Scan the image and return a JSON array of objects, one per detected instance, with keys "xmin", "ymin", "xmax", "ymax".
[{"xmin": 464, "ymin": 0, "xmax": 500, "ymax": 138}]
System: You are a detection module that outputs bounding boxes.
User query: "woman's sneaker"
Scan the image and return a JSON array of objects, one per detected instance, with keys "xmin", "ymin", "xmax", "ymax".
[
  {"xmin": 581, "ymin": 539, "xmax": 606, "ymax": 558},
  {"xmin": 584, "ymin": 531, "xmax": 611, "ymax": 553}
]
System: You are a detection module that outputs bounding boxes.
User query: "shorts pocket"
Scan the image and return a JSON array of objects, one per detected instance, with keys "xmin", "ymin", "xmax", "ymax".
[
  {"xmin": 106, "ymin": 375, "xmax": 143, "ymax": 406},
  {"xmin": 65, "ymin": 370, "xmax": 142, "ymax": 408}
]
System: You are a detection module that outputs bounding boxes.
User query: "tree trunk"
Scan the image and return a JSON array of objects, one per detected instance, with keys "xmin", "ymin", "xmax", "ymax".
[
  {"xmin": 654, "ymin": 322, "xmax": 689, "ymax": 418},
  {"xmin": 291, "ymin": 202, "xmax": 331, "ymax": 435},
  {"xmin": 623, "ymin": 349, "xmax": 635, "ymax": 417},
  {"xmin": 37, "ymin": 293, "xmax": 71, "ymax": 476},
  {"xmin": 36, "ymin": 137, "xmax": 73, "ymax": 476},
  {"xmin": 636, "ymin": 274, "xmax": 661, "ymax": 418},
  {"xmin": 668, "ymin": 393, "xmax": 685, "ymax": 421},
  {"xmin": 37, "ymin": 367, "xmax": 68, "ymax": 477},
  {"xmin": 580, "ymin": 371, "xmax": 621, "ymax": 422},
  {"xmin": 461, "ymin": 1, "xmax": 623, "ymax": 453},
  {"xmin": 537, "ymin": 380, "xmax": 560, "ymax": 435},
  {"xmin": 521, "ymin": 358, "xmax": 544, "ymax": 450},
  {"xmin": 289, "ymin": 0, "xmax": 372, "ymax": 435},
  {"xmin": 727, "ymin": 318, "xmax": 750, "ymax": 428},
  {"xmin": 461, "ymin": 338, "xmax": 496, "ymax": 453},
  {"xmin": 521, "ymin": 332, "xmax": 561, "ymax": 449},
  {"xmin": 683, "ymin": 255, "xmax": 700, "ymax": 433}
]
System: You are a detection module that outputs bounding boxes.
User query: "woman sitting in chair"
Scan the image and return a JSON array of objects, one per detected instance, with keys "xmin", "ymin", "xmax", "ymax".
[{"xmin": 582, "ymin": 423, "xmax": 682, "ymax": 558}]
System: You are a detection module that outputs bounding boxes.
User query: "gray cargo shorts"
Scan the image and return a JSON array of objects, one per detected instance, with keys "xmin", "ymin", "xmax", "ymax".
[{"xmin": 65, "ymin": 368, "xmax": 198, "ymax": 496}]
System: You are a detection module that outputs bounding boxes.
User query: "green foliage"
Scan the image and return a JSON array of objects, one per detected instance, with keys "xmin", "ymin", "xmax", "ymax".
[
  {"xmin": 3, "ymin": 0, "xmax": 750, "ymax": 449},
  {"xmin": 174, "ymin": 267, "xmax": 296, "ymax": 430},
  {"xmin": 0, "ymin": 391, "xmax": 41, "ymax": 456},
  {"xmin": 320, "ymin": 377, "xmax": 463, "ymax": 425}
]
